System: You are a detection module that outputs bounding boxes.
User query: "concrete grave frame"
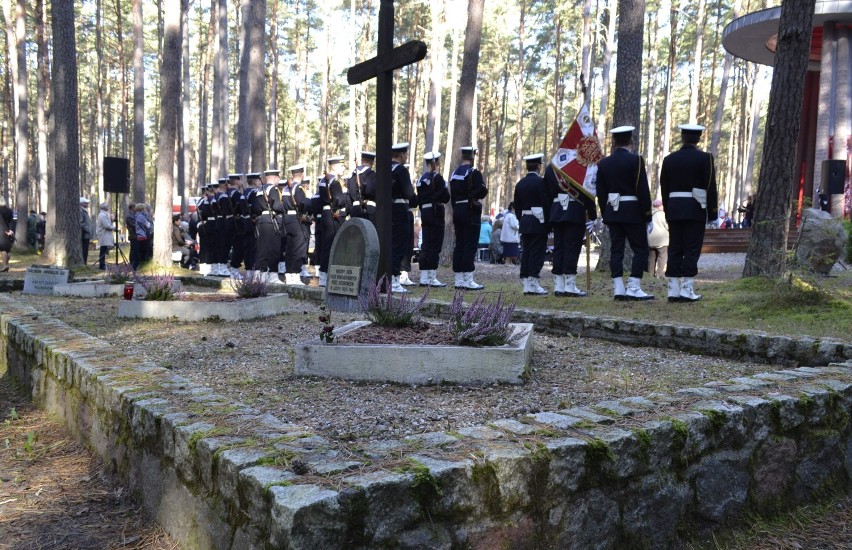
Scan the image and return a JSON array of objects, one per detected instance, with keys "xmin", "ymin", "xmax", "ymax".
[
  {"xmin": 117, "ymin": 292, "xmax": 289, "ymax": 321},
  {"xmin": 54, "ymin": 281, "xmax": 125, "ymax": 297},
  {"xmin": 2, "ymin": 292, "xmax": 852, "ymax": 549},
  {"xmin": 295, "ymin": 321, "xmax": 534, "ymax": 385}
]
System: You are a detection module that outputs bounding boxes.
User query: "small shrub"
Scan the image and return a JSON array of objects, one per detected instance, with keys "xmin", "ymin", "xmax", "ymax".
[
  {"xmin": 359, "ymin": 274, "xmax": 429, "ymax": 328},
  {"xmin": 446, "ymin": 290, "xmax": 521, "ymax": 347},
  {"xmin": 229, "ymin": 271, "xmax": 269, "ymax": 298},
  {"xmin": 843, "ymin": 219, "xmax": 852, "ymax": 263},
  {"xmin": 318, "ymin": 305, "xmax": 335, "ymax": 343},
  {"xmin": 138, "ymin": 273, "xmax": 176, "ymax": 301},
  {"xmin": 104, "ymin": 263, "xmax": 134, "ymax": 284}
]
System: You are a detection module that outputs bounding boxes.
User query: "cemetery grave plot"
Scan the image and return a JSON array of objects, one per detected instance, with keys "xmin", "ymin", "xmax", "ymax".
[{"xmin": 12, "ymin": 289, "xmax": 770, "ymax": 441}]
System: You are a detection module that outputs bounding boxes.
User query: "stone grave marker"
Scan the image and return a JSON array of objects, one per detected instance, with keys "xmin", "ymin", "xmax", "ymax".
[
  {"xmin": 325, "ymin": 218, "xmax": 379, "ymax": 312},
  {"xmin": 23, "ymin": 265, "xmax": 71, "ymax": 295}
]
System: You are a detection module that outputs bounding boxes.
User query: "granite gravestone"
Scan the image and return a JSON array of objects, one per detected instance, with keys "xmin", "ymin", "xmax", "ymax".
[
  {"xmin": 325, "ymin": 218, "xmax": 379, "ymax": 312},
  {"xmin": 23, "ymin": 265, "xmax": 71, "ymax": 295}
]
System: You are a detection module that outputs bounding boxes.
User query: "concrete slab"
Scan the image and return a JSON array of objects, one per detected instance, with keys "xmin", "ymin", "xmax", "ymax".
[
  {"xmin": 294, "ymin": 321, "xmax": 534, "ymax": 385},
  {"xmin": 117, "ymin": 293, "xmax": 289, "ymax": 321},
  {"xmin": 54, "ymin": 281, "xmax": 124, "ymax": 297}
]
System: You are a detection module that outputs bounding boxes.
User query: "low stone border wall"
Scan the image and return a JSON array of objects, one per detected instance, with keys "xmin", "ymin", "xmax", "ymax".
[
  {"xmin": 2, "ymin": 293, "xmax": 852, "ymax": 549},
  {"xmin": 117, "ymin": 293, "xmax": 289, "ymax": 321},
  {"xmin": 285, "ymin": 285, "xmax": 852, "ymax": 366}
]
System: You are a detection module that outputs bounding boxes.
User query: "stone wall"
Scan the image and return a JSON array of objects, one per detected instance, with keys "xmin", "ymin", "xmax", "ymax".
[{"xmin": 2, "ymin": 293, "xmax": 852, "ymax": 549}]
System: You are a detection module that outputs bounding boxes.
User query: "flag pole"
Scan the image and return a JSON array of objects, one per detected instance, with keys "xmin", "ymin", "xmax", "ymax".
[{"xmin": 580, "ymin": 72, "xmax": 592, "ymax": 292}]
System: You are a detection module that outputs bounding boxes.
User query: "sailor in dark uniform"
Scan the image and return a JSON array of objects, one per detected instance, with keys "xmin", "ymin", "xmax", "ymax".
[
  {"xmin": 290, "ymin": 165, "xmax": 313, "ymax": 279},
  {"xmin": 399, "ymin": 162, "xmax": 418, "ymax": 287},
  {"xmin": 389, "ymin": 143, "xmax": 416, "ymax": 293},
  {"xmin": 660, "ymin": 124, "xmax": 718, "ymax": 302},
  {"xmin": 347, "ymin": 151, "xmax": 376, "ymax": 221},
  {"xmin": 416, "ymin": 152, "xmax": 450, "ymax": 287},
  {"xmin": 241, "ymin": 173, "xmax": 261, "ymax": 279},
  {"xmin": 595, "ymin": 126, "xmax": 654, "ymax": 300},
  {"xmin": 225, "ymin": 174, "xmax": 247, "ymax": 279},
  {"xmin": 277, "ymin": 168, "xmax": 306, "ymax": 286},
  {"xmin": 212, "ymin": 177, "xmax": 232, "ymax": 276},
  {"xmin": 546, "ymin": 164, "xmax": 598, "ymax": 297},
  {"xmin": 514, "ymin": 154, "xmax": 549, "ymax": 295},
  {"xmin": 450, "ymin": 146, "xmax": 488, "ymax": 290},
  {"xmin": 317, "ymin": 156, "xmax": 349, "ymax": 287},
  {"xmin": 265, "ymin": 171, "xmax": 288, "ymax": 276},
  {"xmin": 196, "ymin": 183, "xmax": 216, "ymax": 276},
  {"xmin": 249, "ymin": 170, "xmax": 283, "ymax": 284}
]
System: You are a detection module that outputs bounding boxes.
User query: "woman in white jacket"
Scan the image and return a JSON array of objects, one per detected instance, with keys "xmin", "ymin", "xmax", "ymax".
[
  {"xmin": 95, "ymin": 202, "xmax": 116, "ymax": 270},
  {"xmin": 500, "ymin": 202, "xmax": 520, "ymax": 265}
]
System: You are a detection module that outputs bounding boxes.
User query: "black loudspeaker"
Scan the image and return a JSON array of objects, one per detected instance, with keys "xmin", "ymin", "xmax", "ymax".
[
  {"xmin": 103, "ymin": 157, "xmax": 130, "ymax": 194},
  {"xmin": 821, "ymin": 159, "xmax": 846, "ymax": 194}
]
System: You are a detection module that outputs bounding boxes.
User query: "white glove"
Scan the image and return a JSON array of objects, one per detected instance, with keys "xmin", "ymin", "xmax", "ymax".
[
  {"xmin": 647, "ymin": 221, "xmax": 654, "ymax": 234},
  {"xmin": 585, "ymin": 220, "xmax": 595, "ymax": 232}
]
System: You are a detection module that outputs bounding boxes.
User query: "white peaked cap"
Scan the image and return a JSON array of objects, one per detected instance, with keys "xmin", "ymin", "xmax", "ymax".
[
  {"xmin": 609, "ymin": 126, "xmax": 635, "ymax": 134},
  {"xmin": 423, "ymin": 151, "xmax": 441, "ymax": 161},
  {"xmin": 523, "ymin": 153, "xmax": 544, "ymax": 162},
  {"xmin": 679, "ymin": 123, "xmax": 705, "ymax": 132}
]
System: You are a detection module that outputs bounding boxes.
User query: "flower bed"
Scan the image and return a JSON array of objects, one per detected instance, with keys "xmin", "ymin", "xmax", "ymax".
[
  {"xmin": 117, "ymin": 292, "xmax": 288, "ymax": 321},
  {"xmin": 295, "ymin": 320, "xmax": 534, "ymax": 385}
]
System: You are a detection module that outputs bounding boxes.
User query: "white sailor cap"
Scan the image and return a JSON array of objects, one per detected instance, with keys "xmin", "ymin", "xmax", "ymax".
[
  {"xmin": 227, "ymin": 173, "xmax": 244, "ymax": 180},
  {"xmin": 217, "ymin": 177, "xmax": 229, "ymax": 185},
  {"xmin": 246, "ymin": 172, "xmax": 262, "ymax": 180},
  {"xmin": 327, "ymin": 155, "xmax": 345, "ymax": 165},
  {"xmin": 206, "ymin": 181, "xmax": 218, "ymax": 189},
  {"xmin": 609, "ymin": 126, "xmax": 635, "ymax": 135},
  {"xmin": 523, "ymin": 153, "xmax": 544, "ymax": 163},
  {"xmin": 391, "ymin": 143, "xmax": 409, "ymax": 152},
  {"xmin": 678, "ymin": 123, "xmax": 705, "ymax": 133},
  {"xmin": 460, "ymin": 146, "xmax": 477, "ymax": 154},
  {"xmin": 262, "ymin": 169, "xmax": 280, "ymax": 177},
  {"xmin": 360, "ymin": 151, "xmax": 376, "ymax": 159},
  {"xmin": 288, "ymin": 164, "xmax": 305, "ymax": 174},
  {"xmin": 423, "ymin": 151, "xmax": 441, "ymax": 161}
]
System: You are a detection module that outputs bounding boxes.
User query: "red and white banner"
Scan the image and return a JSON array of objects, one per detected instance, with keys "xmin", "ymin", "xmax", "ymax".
[{"xmin": 551, "ymin": 103, "xmax": 602, "ymax": 201}]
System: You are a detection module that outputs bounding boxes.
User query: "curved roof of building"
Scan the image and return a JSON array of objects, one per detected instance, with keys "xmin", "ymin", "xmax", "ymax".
[{"xmin": 723, "ymin": 1, "xmax": 852, "ymax": 67}]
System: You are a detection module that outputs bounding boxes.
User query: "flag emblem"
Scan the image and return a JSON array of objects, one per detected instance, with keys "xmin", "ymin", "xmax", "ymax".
[{"xmin": 550, "ymin": 103, "xmax": 600, "ymax": 200}]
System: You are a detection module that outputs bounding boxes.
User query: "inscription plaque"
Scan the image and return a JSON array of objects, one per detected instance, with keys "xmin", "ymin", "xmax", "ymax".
[
  {"xmin": 327, "ymin": 265, "xmax": 362, "ymax": 297},
  {"xmin": 23, "ymin": 266, "xmax": 71, "ymax": 295}
]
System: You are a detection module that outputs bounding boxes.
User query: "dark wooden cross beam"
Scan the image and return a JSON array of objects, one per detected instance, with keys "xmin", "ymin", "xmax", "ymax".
[{"xmin": 347, "ymin": 0, "xmax": 427, "ymax": 284}]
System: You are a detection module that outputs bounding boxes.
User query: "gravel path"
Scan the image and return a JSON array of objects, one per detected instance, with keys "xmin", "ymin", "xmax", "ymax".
[{"xmin": 13, "ymin": 286, "xmax": 769, "ymax": 441}]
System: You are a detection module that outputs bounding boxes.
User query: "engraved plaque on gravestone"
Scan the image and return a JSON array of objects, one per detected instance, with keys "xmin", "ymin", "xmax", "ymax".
[
  {"xmin": 326, "ymin": 218, "xmax": 379, "ymax": 312},
  {"xmin": 23, "ymin": 265, "xmax": 71, "ymax": 295}
]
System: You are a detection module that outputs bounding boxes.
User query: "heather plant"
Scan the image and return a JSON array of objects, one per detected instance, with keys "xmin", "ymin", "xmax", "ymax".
[
  {"xmin": 137, "ymin": 273, "xmax": 177, "ymax": 301},
  {"xmin": 359, "ymin": 275, "xmax": 429, "ymax": 328},
  {"xmin": 447, "ymin": 290, "xmax": 521, "ymax": 346},
  {"xmin": 104, "ymin": 263, "xmax": 134, "ymax": 284},
  {"xmin": 229, "ymin": 271, "xmax": 269, "ymax": 298}
]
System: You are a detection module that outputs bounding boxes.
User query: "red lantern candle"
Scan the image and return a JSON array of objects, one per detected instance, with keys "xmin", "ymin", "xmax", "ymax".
[{"xmin": 123, "ymin": 282, "xmax": 134, "ymax": 300}]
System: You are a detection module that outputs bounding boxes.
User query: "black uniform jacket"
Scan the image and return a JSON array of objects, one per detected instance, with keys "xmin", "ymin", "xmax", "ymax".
[
  {"xmin": 514, "ymin": 171, "xmax": 550, "ymax": 234},
  {"xmin": 659, "ymin": 144, "xmax": 718, "ymax": 222},
  {"xmin": 544, "ymin": 165, "xmax": 597, "ymax": 224},
  {"xmin": 595, "ymin": 148, "xmax": 652, "ymax": 224},
  {"xmin": 449, "ymin": 164, "xmax": 488, "ymax": 225},
  {"xmin": 391, "ymin": 162, "xmax": 416, "ymax": 202},
  {"xmin": 416, "ymin": 170, "xmax": 450, "ymax": 226}
]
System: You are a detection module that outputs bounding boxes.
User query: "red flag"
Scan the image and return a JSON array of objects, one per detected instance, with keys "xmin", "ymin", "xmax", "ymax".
[{"xmin": 551, "ymin": 103, "xmax": 602, "ymax": 201}]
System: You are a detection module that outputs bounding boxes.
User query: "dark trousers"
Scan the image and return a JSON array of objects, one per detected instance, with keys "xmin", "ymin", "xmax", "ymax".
[
  {"xmin": 520, "ymin": 233, "xmax": 547, "ymax": 278},
  {"xmin": 452, "ymin": 222, "xmax": 479, "ymax": 273},
  {"xmin": 608, "ymin": 222, "xmax": 649, "ymax": 278},
  {"xmin": 666, "ymin": 220, "xmax": 705, "ymax": 278},
  {"xmin": 419, "ymin": 222, "xmax": 444, "ymax": 270},
  {"xmin": 218, "ymin": 222, "xmax": 234, "ymax": 264},
  {"xmin": 81, "ymin": 239, "xmax": 90, "ymax": 264},
  {"xmin": 551, "ymin": 222, "xmax": 584, "ymax": 275},
  {"xmin": 284, "ymin": 216, "xmax": 307, "ymax": 273},
  {"xmin": 391, "ymin": 204, "xmax": 409, "ymax": 275},
  {"xmin": 229, "ymin": 226, "xmax": 248, "ymax": 269},
  {"xmin": 319, "ymin": 214, "xmax": 342, "ymax": 272},
  {"xmin": 98, "ymin": 245, "xmax": 111, "ymax": 269},
  {"xmin": 253, "ymin": 220, "xmax": 280, "ymax": 272}
]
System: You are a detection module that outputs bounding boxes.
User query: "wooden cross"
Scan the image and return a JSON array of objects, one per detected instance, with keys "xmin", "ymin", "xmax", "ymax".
[{"xmin": 347, "ymin": 0, "xmax": 427, "ymax": 284}]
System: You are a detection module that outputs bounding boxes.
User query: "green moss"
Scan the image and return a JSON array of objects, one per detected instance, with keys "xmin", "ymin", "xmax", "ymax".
[
  {"xmin": 471, "ymin": 461, "xmax": 502, "ymax": 518},
  {"xmin": 669, "ymin": 418, "xmax": 689, "ymax": 449},
  {"xmin": 187, "ymin": 426, "xmax": 233, "ymax": 459},
  {"xmin": 632, "ymin": 428, "xmax": 652, "ymax": 454},
  {"xmin": 444, "ymin": 430, "xmax": 463, "ymax": 439},
  {"xmin": 264, "ymin": 480, "xmax": 294, "ymax": 490},
  {"xmin": 585, "ymin": 437, "xmax": 614, "ymax": 465},
  {"xmin": 698, "ymin": 408, "xmax": 727, "ymax": 433},
  {"xmin": 394, "ymin": 458, "xmax": 442, "ymax": 511}
]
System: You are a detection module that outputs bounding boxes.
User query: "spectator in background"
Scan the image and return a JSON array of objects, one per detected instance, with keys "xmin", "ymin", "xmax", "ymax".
[
  {"xmin": 79, "ymin": 197, "xmax": 93, "ymax": 264},
  {"xmin": 648, "ymin": 199, "xmax": 669, "ymax": 278},
  {"xmin": 737, "ymin": 195, "xmax": 754, "ymax": 228},
  {"xmin": 0, "ymin": 196, "xmax": 14, "ymax": 272},
  {"xmin": 478, "ymin": 215, "xmax": 492, "ymax": 247},
  {"xmin": 172, "ymin": 214, "xmax": 198, "ymax": 269},
  {"xmin": 95, "ymin": 202, "xmax": 116, "ymax": 270},
  {"xmin": 26, "ymin": 210, "xmax": 38, "ymax": 249},
  {"xmin": 125, "ymin": 203, "xmax": 137, "ymax": 267},
  {"xmin": 490, "ymin": 217, "xmax": 504, "ymax": 263},
  {"xmin": 500, "ymin": 202, "xmax": 520, "ymax": 265},
  {"xmin": 36, "ymin": 212, "xmax": 46, "ymax": 253},
  {"xmin": 133, "ymin": 203, "xmax": 152, "ymax": 268}
]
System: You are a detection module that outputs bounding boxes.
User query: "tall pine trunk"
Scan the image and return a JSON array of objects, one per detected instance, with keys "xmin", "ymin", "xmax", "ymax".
[
  {"xmin": 211, "ymin": 0, "xmax": 228, "ymax": 177},
  {"xmin": 235, "ymin": 0, "xmax": 251, "ymax": 171},
  {"xmin": 132, "ymin": 0, "xmax": 145, "ymax": 202},
  {"xmin": 4, "ymin": 0, "xmax": 30, "ymax": 249},
  {"xmin": 47, "ymin": 0, "xmax": 82, "ymax": 266},
  {"xmin": 424, "ymin": 0, "xmax": 444, "ymax": 153},
  {"xmin": 249, "ymin": 0, "xmax": 266, "ymax": 171},
  {"xmin": 197, "ymin": 5, "xmax": 214, "ymax": 185},
  {"xmin": 743, "ymin": 0, "xmax": 816, "ymax": 278},
  {"xmin": 612, "ymin": 0, "xmax": 645, "ymax": 139},
  {"xmin": 154, "ymin": 0, "xmax": 182, "ymax": 267},
  {"xmin": 35, "ymin": 0, "xmax": 49, "ymax": 213}
]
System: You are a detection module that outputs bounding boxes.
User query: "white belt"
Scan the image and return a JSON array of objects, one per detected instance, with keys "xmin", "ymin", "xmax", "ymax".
[
  {"xmin": 352, "ymin": 201, "xmax": 361, "ymax": 206},
  {"xmin": 365, "ymin": 200, "xmax": 376, "ymax": 207},
  {"xmin": 316, "ymin": 214, "xmax": 322, "ymax": 218},
  {"xmin": 454, "ymin": 199, "xmax": 468, "ymax": 204},
  {"xmin": 393, "ymin": 198, "xmax": 408, "ymax": 204},
  {"xmin": 322, "ymin": 205, "xmax": 331, "ymax": 210},
  {"xmin": 522, "ymin": 209, "xmax": 532, "ymax": 215},
  {"xmin": 420, "ymin": 203, "xmax": 433, "ymax": 209},
  {"xmin": 286, "ymin": 210, "xmax": 297, "ymax": 215},
  {"xmin": 669, "ymin": 192, "xmax": 692, "ymax": 198},
  {"xmin": 261, "ymin": 210, "xmax": 275, "ymax": 215},
  {"xmin": 224, "ymin": 214, "xmax": 234, "ymax": 218},
  {"xmin": 553, "ymin": 197, "xmax": 575, "ymax": 203},
  {"xmin": 240, "ymin": 215, "xmax": 250, "ymax": 219},
  {"xmin": 619, "ymin": 196, "xmax": 638, "ymax": 201}
]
